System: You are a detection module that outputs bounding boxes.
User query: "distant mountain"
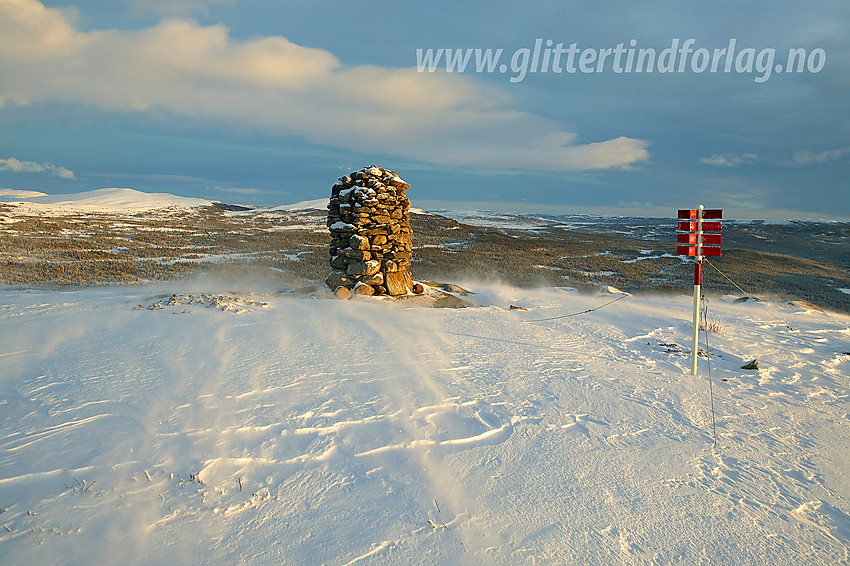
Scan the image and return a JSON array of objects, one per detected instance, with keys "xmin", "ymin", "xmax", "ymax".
[
  {"xmin": 0, "ymin": 187, "xmax": 213, "ymax": 212},
  {"xmin": 267, "ymin": 198, "xmax": 329, "ymax": 211}
]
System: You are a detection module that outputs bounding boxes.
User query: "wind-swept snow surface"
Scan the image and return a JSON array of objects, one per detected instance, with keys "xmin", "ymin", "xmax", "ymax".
[{"xmin": 1, "ymin": 285, "xmax": 848, "ymax": 564}]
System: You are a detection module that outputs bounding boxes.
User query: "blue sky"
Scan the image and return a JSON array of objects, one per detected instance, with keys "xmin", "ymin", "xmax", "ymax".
[{"xmin": 1, "ymin": 0, "xmax": 848, "ymax": 218}]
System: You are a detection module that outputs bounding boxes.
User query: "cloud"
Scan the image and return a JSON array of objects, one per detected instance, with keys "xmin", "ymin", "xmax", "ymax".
[
  {"xmin": 700, "ymin": 153, "xmax": 759, "ymax": 167},
  {"xmin": 0, "ymin": 0, "xmax": 649, "ymax": 173},
  {"xmin": 0, "ymin": 156, "xmax": 76, "ymax": 178},
  {"xmin": 787, "ymin": 146, "xmax": 850, "ymax": 166},
  {"xmin": 89, "ymin": 172, "xmax": 215, "ymax": 183},
  {"xmin": 129, "ymin": 0, "xmax": 235, "ymax": 17},
  {"xmin": 702, "ymin": 147, "xmax": 850, "ymax": 169},
  {"xmin": 698, "ymin": 187, "xmax": 769, "ymax": 211},
  {"xmin": 616, "ymin": 200, "xmax": 654, "ymax": 209},
  {"xmin": 211, "ymin": 186, "xmax": 267, "ymax": 195}
]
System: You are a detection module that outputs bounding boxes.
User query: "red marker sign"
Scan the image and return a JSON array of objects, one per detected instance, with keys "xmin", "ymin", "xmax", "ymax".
[
  {"xmin": 677, "ymin": 221, "xmax": 723, "ymax": 232},
  {"xmin": 676, "ymin": 245, "xmax": 722, "ymax": 257},
  {"xmin": 678, "ymin": 209, "xmax": 722, "ymax": 219},
  {"xmin": 676, "ymin": 207, "xmax": 723, "ymax": 261},
  {"xmin": 677, "ymin": 233, "xmax": 722, "ymax": 245},
  {"xmin": 677, "ymin": 206, "xmax": 723, "ymax": 375}
]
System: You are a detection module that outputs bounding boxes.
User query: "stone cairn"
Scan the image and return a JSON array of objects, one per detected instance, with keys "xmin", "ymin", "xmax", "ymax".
[{"xmin": 325, "ymin": 166, "xmax": 413, "ymax": 297}]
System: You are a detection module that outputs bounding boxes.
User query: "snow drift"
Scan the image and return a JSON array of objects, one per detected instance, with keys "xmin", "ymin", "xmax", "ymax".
[{"xmin": 0, "ymin": 283, "xmax": 848, "ymax": 564}]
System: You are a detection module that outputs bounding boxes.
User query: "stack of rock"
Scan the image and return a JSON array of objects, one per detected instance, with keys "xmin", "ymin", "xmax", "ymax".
[{"xmin": 325, "ymin": 166, "xmax": 413, "ymax": 296}]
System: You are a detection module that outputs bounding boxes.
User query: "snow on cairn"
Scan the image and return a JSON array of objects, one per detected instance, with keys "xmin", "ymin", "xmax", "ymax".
[{"xmin": 325, "ymin": 166, "xmax": 414, "ymax": 296}]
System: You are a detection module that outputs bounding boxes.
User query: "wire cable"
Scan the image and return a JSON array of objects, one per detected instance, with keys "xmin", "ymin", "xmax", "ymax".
[
  {"xmin": 701, "ymin": 295, "xmax": 718, "ymax": 446},
  {"xmin": 521, "ymin": 292, "xmax": 630, "ymax": 322},
  {"xmin": 703, "ymin": 258, "xmax": 832, "ymax": 353}
]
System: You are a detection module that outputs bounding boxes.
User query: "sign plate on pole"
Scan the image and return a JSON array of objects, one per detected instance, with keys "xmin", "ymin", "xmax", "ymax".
[
  {"xmin": 676, "ymin": 206, "xmax": 723, "ymax": 376},
  {"xmin": 679, "ymin": 209, "xmax": 722, "ymax": 219},
  {"xmin": 676, "ymin": 245, "xmax": 721, "ymax": 257},
  {"xmin": 677, "ymin": 221, "xmax": 723, "ymax": 232},
  {"xmin": 677, "ymin": 233, "xmax": 722, "ymax": 245}
]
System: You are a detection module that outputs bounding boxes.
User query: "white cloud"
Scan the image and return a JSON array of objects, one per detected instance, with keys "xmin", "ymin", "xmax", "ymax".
[
  {"xmin": 788, "ymin": 146, "xmax": 850, "ymax": 166},
  {"xmin": 616, "ymin": 200, "xmax": 654, "ymax": 208},
  {"xmin": 700, "ymin": 153, "xmax": 759, "ymax": 167},
  {"xmin": 0, "ymin": 156, "xmax": 76, "ymax": 178},
  {"xmin": 702, "ymin": 147, "xmax": 850, "ymax": 169},
  {"xmin": 0, "ymin": 0, "xmax": 649, "ymax": 173}
]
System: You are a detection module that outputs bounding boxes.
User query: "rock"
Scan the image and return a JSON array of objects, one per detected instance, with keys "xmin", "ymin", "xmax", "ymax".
[
  {"xmin": 421, "ymin": 281, "xmax": 473, "ymax": 295},
  {"xmin": 349, "ymin": 234, "xmax": 370, "ymax": 250},
  {"xmin": 388, "ymin": 289, "xmax": 475, "ymax": 308},
  {"xmin": 362, "ymin": 272, "xmax": 384, "ymax": 286},
  {"xmin": 389, "ymin": 176, "xmax": 410, "ymax": 190},
  {"xmin": 741, "ymin": 359, "xmax": 760, "ymax": 370},
  {"xmin": 326, "ymin": 269, "xmax": 352, "ymax": 289},
  {"xmin": 600, "ymin": 285, "xmax": 626, "ymax": 295},
  {"xmin": 342, "ymin": 249, "xmax": 371, "ymax": 261},
  {"xmin": 385, "ymin": 270, "xmax": 413, "ymax": 295},
  {"xmin": 347, "ymin": 261, "xmax": 368, "ymax": 276},
  {"xmin": 347, "ymin": 259, "xmax": 380, "ymax": 277},
  {"xmin": 353, "ymin": 282, "xmax": 375, "ymax": 296},
  {"xmin": 789, "ymin": 300, "xmax": 825, "ymax": 312},
  {"xmin": 333, "ymin": 286, "xmax": 351, "ymax": 300},
  {"xmin": 364, "ymin": 260, "xmax": 381, "ymax": 276},
  {"xmin": 412, "ymin": 282, "xmax": 424, "ymax": 294},
  {"xmin": 442, "ymin": 283, "xmax": 471, "ymax": 295},
  {"xmin": 509, "ymin": 305, "xmax": 528, "ymax": 311},
  {"xmin": 329, "ymin": 221, "xmax": 354, "ymax": 232}
]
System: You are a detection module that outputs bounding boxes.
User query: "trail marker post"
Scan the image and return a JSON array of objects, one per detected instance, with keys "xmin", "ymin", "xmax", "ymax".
[{"xmin": 677, "ymin": 206, "xmax": 722, "ymax": 375}]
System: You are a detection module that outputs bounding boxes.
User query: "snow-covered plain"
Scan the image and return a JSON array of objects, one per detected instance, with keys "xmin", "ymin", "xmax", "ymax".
[{"xmin": 1, "ymin": 283, "xmax": 849, "ymax": 564}]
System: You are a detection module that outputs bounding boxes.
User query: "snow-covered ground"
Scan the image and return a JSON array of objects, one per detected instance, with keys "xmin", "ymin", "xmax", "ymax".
[{"xmin": 1, "ymin": 283, "xmax": 849, "ymax": 565}]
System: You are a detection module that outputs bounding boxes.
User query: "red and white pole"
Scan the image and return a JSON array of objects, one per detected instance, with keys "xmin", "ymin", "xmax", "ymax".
[{"xmin": 690, "ymin": 205, "xmax": 704, "ymax": 375}]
